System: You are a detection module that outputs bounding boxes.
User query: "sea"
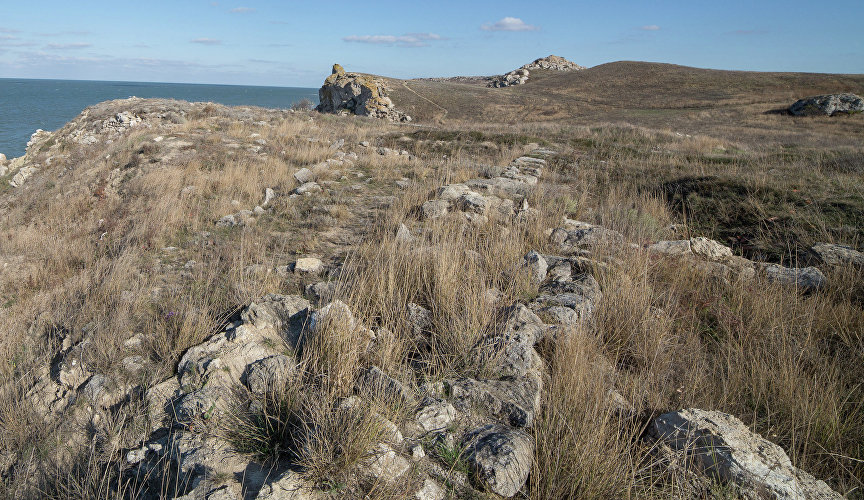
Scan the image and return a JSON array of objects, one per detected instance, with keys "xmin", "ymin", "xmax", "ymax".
[{"xmin": 0, "ymin": 78, "xmax": 319, "ymax": 158}]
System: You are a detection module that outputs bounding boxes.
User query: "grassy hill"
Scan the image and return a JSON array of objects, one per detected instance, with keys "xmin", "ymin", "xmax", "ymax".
[{"xmin": 384, "ymin": 61, "xmax": 864, "ymax": 147}]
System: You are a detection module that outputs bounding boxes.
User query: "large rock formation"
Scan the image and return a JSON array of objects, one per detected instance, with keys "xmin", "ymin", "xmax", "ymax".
[
  {"xmin": 788, "ymin": 93, "xmax": 864, "ymax": 116},
  {"xmin": 488, "ymin": 55, "xmax": 584, "ymax": 88},
  {"xmin": 316, "ymin": 64, "xmax": 411, "ymax": 122}
]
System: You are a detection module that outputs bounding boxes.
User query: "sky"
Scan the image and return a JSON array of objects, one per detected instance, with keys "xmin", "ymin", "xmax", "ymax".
[{"xmin": 0, "ymin": 0, "xmax": 862, "ymax": 88}]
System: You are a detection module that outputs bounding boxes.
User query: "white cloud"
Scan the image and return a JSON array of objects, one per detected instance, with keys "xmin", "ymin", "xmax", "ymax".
[
  {"xmin": 641, "ymin": 25, "xmax": 661, "ymax": 31},
  {"xmin": 481, "ymin": 17, "xmax": 538, "ymax": 32},
  {"xmin": 46, "ymin": 42, "xmax": 92, "ymax": 49},
  {"xmin": 230, "ymin": 7, "xmax": 255, "ymax": 13},
  {"xmin": 342, "ymin": 33, "xmax": 444, "ymax": 48},
  {"xmin": 191, "ymin": 38, "xmax": 222, "ymax": 45}
]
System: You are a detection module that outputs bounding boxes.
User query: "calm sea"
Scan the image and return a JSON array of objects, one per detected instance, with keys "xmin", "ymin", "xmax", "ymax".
[{"xmin": 0, "ymin": 78, "xmax": 319, "ymax": 158}]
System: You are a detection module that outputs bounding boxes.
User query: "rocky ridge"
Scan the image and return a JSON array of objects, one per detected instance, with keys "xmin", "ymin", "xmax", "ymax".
[
  {"xmin": 316, "ymin": 64, "xmax": 411, "ymax": 122},
  {"xmin": 33, "ymin": 144, "xmax": 840, "ymax": 499},
  {"xmin": 488, "ymin": 55, "xmax": 584, "ymax": 88}
]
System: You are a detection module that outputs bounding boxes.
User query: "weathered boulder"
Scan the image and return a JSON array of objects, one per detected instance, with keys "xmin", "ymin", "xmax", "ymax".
[
  {"xmin": 811, "ymin": 243, "xmax": 864, "ymax": 267},
  {"xmin": 316, "ymin": 64, "xmax": 411, "ymax": 122},
  {"xmin": 464, "ymin": 423, "xmax": 533, "ymax": 498},
  {"xmin": 649, "ymin": 409, "xmax": 841, "ymax": 499},
  {"xmin": 789, "ymin": 93, "xmax": 864, "ymax": 116}
]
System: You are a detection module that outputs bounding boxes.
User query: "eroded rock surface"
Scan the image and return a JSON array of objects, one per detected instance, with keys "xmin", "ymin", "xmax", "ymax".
[
  {"xmin": 649, "ymin": 409, "xmax": 842, "ymax": 499},
  {"xmin": 316, "ymin": 64, "xmax": 411, "ymax": 122},
  {"xmin": 789, "ymin": 93, "xmax": 864, "ymax": 116}
]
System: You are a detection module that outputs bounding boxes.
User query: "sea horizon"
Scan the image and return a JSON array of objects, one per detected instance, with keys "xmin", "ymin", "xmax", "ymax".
[{"xmin": 0, "ymin": 78, "xmax": 319, "ymax": 158}]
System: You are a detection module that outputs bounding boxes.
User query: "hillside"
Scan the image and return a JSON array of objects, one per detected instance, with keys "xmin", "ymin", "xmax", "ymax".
[
  {"xmin": 384, "ymin": 61, "xmax": 864, "ymax": 147},
  {"xmin": 0, "ymin": 61, "xmax": 862, "ymax": 499}
]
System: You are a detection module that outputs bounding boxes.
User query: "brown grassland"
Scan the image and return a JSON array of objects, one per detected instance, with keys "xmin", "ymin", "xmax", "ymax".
[{"xmin": 0, "ymin": 62, "xmax": 862, "ymax": 498}]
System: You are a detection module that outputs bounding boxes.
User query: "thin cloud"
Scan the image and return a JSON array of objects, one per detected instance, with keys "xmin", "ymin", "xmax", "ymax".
[
  {"xmin": 46, "ymin": 42, "xmax": 92, "ymax": 49},
  {"xmin": 342, "ymin": 33, "xmax": 444, "ymax": 48},
  {"xmin": 267, "ymin": 43, "xmax": 292, "ymax": 47},
  {"xmin": 481, "ymin": 17, "xmax": 538, "ymax": 32},
  {"xmin": 0, "ymin": 34, "xmax": 17, "ymax": 40},
  {"xmin": 191, "ymin": 38, "xmax": 222, "ymax": 45},
  {"xmin": 0, "ymin": 27, "xmax": 20, "ymax": 34},
  {"xmin": 230, "ymin": 7, "xmax": 255, "ymax": 13},
  {"xmin": 269, "ymin": 21, "xmax": 290, "ymax": 25},
  {"xmin": 641, "ymin": 25, "xmax": 661, "ymax": 31}
]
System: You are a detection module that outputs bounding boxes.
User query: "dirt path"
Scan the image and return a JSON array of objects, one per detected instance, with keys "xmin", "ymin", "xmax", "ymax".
[{"xmin": 402, "ymin": 81, "xmax": 449, "ymax": 121}]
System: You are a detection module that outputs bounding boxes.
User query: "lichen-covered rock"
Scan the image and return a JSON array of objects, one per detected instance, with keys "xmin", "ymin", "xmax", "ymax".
[
  {"xmin": 649, "ymin": 409, "xmax": 842, "ymax": 499},
  {"xmin": 316, "ymin": 64, "xmax": 411, "ymax": 122},
  {"xmin": 789, "ymin": 93, "xmax": 864, "ymax": 116},
  {"xmin": 759, "ymin": 263, "xmax": 826, "ymax": 291},
  {"xmin": 464, "ymin": 423, "xmax": 533, "ymax": 498}
]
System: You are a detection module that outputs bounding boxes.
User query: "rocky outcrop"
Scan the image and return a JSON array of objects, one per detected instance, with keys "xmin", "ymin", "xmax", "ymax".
[
  {"xmin": 488, "ymin": 55, "xmax": 584, "ymax": 87},
  {"xmin": 649, "ymin": 409, "xmax": 842, "ymax": 499},
  {"xmin": 488, "ymin": 68, "xmax": 530, "ymax": 88},
  {"xmin": 521, "ymin": 55, "xmax": 586, "ymax": 72},
  {"xmin": 789, "ymin": 93, "xmax": 864, "ymax": 116},
  {"xmin": 316, "ymin": 64, "xmax": 411, "ymax": 122}
]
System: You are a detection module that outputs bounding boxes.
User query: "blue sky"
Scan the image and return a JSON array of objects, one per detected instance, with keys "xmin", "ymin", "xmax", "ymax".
[{"xmin": 0, "ymin": 0, "xmax": 862, "ymax": 87}]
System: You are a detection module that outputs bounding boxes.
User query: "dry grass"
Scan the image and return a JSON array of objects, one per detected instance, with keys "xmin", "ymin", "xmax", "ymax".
[{"xmin": 0, "ymin": 89, "xmax": 862, "ymax": 498}]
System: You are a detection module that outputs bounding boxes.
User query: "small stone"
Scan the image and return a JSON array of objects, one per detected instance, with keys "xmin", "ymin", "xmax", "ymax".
[
  {"xmin": 414, "ymin": 478, "xmax": 445, "ymax": 500},
  {"xmin": 294, "ymin": 182, "xmax": 322, "ymax": 195}
]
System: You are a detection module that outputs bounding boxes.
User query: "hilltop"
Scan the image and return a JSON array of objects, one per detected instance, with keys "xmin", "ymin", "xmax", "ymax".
[{"xmin": 0, "ymin": 59, "xmax": 863, "ymax": 499}]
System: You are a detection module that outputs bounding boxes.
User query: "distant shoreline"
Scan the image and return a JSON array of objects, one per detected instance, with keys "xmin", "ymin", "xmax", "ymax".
[{"xmin": 0, "ymin": 79, "xmax": 318, "ymax": 158}]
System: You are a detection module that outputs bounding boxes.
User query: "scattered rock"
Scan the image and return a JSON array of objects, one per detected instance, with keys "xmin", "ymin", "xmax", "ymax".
[
  {"xmin": 293, "ymin": 167, "xmax": 314, "ymax": 184},
  {"xmin": 294, "ymin": 182, "xmax": 322, "ymax": 195}
]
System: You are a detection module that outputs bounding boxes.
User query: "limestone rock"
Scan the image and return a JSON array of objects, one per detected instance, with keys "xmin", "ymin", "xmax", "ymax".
[
  {"xmin": 521, "ymin": 250, "xmax": 548, "ymax": 284},
  {"xmin": 759, "ymin": 264, "xmax": 826, "ymax": 291},
  {"xmin": 294, "ymin": 257, "xmax": 323, "ymax": 274},
  {"xmin": 316, "ymin": 64, "xmax": 411, "ymax": 122},
  {"xmin": 414, "ymin": 477, "xmax": 446, "ymax": 500},
  {"xmin": 464, "ymin": 423, "xmax": 533, "ymax": 498},
  {"xmin": 293, "ymin": 167, "xmax": 314, "ymax": 184},
  {"xmin": 689, "ymin": 237, "xmax": 733, "ymax": 260},
  {"xmin": 244, "ymin": 355, "xmax": 297, "ymax": 396},
  {"xmin": 789, "ymin": 93, "xmax": 864, "ymax": 116},
  {"xmin": 256, "ymin": 470, "xmax": 323, "ymax": 499},
  {"xmin": 811, "ymin": 243, "xmax": 864, "ymax": 267},
  {"xmin": 649, "ymin": 409, "xmax": 841, "ymax": 499}
]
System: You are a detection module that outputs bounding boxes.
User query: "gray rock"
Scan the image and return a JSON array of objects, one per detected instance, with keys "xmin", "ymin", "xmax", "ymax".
[
  {"xmin": 522, "ymin": 250, "xmax": 548, "ymax": 284},
  {"xmin": 421, "ymin": 200, "xmax": 450, "ymax": 219},
  {"xmin": 305, "ymin": 281, "xmax": 337, "ymax": 304},
  {"xmin": 414, "ymin": 398, "xmax": 458, "ymax": 433},
  {"xmin": 294, "ymin": 257, "xmax": 323, "ymax": 274},
  {"xmin": 650, "ymin": 409, "xmax": 842, "ymax": 499},
  {"xmin": 244, "ymin": 355, "xmax": 296, "ymax": 396},
  {"xmin": 359, "ymin": 443, "xmax": 411, "ymax": 482},
  {"xmin": 649, "ymin": 240, "xmax": 692, "ymax": 256},
  {"xmin": 309, "ymin": 299, "xmax": 357, "ymax": 334},
  {"xmin": 414, "ymin": 478, "xmax": 446, "ymax": 500},
  {"xmin": 256, "ymin": 470, "xmax": 324, "ymax": 499},
  {"xmin": 294, "ymin": 182, "xmax": 321, "ymax": 195},
  {"xmin": 464, "ymin": 423, "xmax": 533, "ymax": 497},
  {"xmin": 789, "ymin": 93, "xmax": 864, "ymax": 116},
  {"xmin": 293, "ymin": 167, "xmax": 314, "ymax": 184},
  {"xmin": 690, "ymin": 237, "xmax": 733, "ymax": 260},
  {"xmin": 395, "ymin": 223, "xmax": 414, "ymax": 243},
  {"xmin": 448, "ymin": 376, "xmax": 541, "ymax": 428},
  {"xmin": 759, "ymin": 264, "xmax": 826, "ymax": 291},
  {"xmin": 550, "ymin": 225, "xmax": 624, "ymax": 253},
  {"xmin": 359, "ymin": 366, "xmax": 415, "ymax": 408},
  {"xmin": 407, "ymin": 302, "xmax": 433, "ymax": 337},
  {"xmin": 812, "ymin": 243, "xmax": 864, "ymax": 267}
]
